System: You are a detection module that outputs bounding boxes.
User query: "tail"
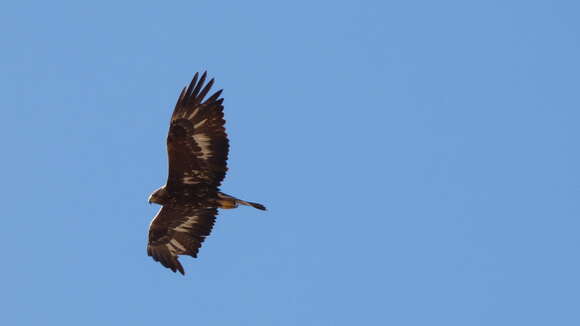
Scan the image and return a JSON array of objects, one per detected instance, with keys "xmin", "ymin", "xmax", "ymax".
[
  {"xmin": 237, "ymin": 199, "xmax": 267, "ymax": 211},
  {"xmin": 217, "ymin": 192, "xmax": 267, "ymax": 211}
]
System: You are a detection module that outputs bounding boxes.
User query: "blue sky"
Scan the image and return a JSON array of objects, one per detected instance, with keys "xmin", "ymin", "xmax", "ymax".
[{"xmin": 1, "ymin": 0, "xmax": 579, "ymax": 325}]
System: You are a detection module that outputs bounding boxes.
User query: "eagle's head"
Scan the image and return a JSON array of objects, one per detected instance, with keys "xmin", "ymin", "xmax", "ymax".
[{"xmin": 148, "ymin": 186, "xmax": 169, "ymax": 205}]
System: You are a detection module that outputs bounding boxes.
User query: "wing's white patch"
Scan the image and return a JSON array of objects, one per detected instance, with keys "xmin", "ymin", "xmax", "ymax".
[
  {"xmin": 194, "ymin": 118, "xmax": 207, "ymax": 129},
  {"xmin": 182, "ymin": 176, "xmax": 198, "ymax": 184},
  {"xmin": 188, "ymin": 108, "xmax": 200, "ymax": 120},
  {"xmin": 174, "ymin": 215, "xmax": 198, "ymax": 232},
  {"xmin": 166, "ymin": 243, "xmax": 179, "ymax": 255},
  {"xmin": 193, "ymin": 133, "xmax": 212, "ymax": 159},
  {"xmin": 169, "ymin": 239, "xmax": 186, "ymax": 252}
]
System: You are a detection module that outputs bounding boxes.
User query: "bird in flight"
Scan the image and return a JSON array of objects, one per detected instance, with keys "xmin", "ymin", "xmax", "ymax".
[{"xmin": 147, "ymin": 72, "xmax": 266, "ymax": 274}]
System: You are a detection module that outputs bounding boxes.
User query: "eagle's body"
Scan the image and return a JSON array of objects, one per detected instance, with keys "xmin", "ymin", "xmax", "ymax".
[{"xmin": 147, "ymin": 72, "xmax": 265, "ymax": 275}]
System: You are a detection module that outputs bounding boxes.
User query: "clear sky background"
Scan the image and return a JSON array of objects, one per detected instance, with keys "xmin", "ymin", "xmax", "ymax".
[{"xmin": 1, "ymin": 1, "xmax": 579, "ymax": 325}]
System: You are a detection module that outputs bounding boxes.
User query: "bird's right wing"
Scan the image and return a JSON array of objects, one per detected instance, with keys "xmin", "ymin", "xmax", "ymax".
[{"xmin": 147, "ymin": 205, "xmax": 218, "ymax": 274}]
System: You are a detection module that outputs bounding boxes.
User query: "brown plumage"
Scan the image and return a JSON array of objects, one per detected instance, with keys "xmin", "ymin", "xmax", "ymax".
[{"xmin": 147, "ymin": 72, "xmax": 266, "ymax": 275}]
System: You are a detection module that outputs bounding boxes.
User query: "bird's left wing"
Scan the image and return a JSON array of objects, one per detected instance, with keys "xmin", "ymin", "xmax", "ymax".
[
  {"xmin": 147, "ymin": 205, "xmax": 218, "ymax": 274},
  {"xmin": 166, "ymin": 72, "xmax": 229, "ymax": 191}
]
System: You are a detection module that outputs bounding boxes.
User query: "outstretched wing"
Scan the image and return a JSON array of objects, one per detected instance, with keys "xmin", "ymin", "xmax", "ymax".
[
  {"xmin": 166, "ymin": 72, "xmax": 229, "ymax": 190},
  {"xmin": 147, "ymin": 205, "xmax": 217, "ymax": 274}
]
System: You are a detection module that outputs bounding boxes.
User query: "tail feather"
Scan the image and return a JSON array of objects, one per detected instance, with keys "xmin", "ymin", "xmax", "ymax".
[
  {"xmin": 238, "ymin": 200, "xmax": 267, "ymax": 211},
  {"xmin": 217, "ymin": 192, "xmax": 266, "ymax": 211}
]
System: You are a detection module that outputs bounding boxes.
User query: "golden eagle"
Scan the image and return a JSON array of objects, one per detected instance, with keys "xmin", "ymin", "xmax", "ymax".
[{"xmin": 147, "ymin": 72, "xmax": 266, "ymax": 274}]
